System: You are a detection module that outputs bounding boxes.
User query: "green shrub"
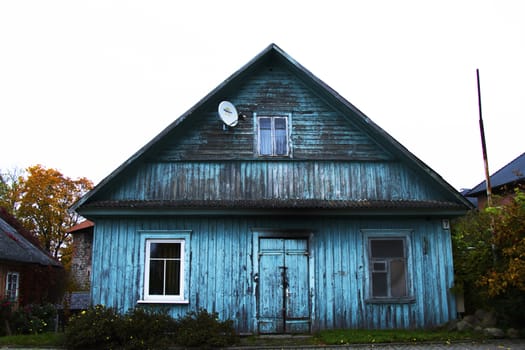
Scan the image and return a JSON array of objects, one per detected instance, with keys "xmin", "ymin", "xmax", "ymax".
[
  {"xmin": 64, "ymin": 305, "xmax": 122, "ymax": 350},
  {"xmin": 65, "ymin": 305, "xmax": 177, "ymax": 350},
  {"xmin": 64, "ymin": 306, "xmax": 238, "ymax": 349},
  {"xmin": 175, "ymin": 309, "xmax": 238, "ymax": 348},
  {"xmin": 0, "ymin": 296, "xmax": 14, "ymax": 336},
  {"xmin": 10, "ymin": 303, "xmax": 57, "ymax": 334},
  {"xmin": 117, "ymin": 307, "xmax": 176, "ymax": 350}
]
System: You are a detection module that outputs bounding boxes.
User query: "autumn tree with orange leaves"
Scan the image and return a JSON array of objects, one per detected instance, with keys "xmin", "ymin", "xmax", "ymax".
[
  {"xmin": 0, "ymin": 165, "xmax": 93, "ymax": 259},
  {"xmin": 452, "ymin": 187, "xmax": 525, "ymax": 327}
]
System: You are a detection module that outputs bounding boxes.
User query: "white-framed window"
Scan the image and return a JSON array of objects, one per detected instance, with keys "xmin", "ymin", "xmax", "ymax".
[
  {"xmin": 6, "ymin": 272, "xmax": 19, "ymax": 301},
  {"xmin": 144, "ymin": 239, "xmax": 185, "ymax": 302},
  {"xmin": 257, "ymin": 115, "xmax": 289, "ymax": 156},
  {"xmin": 138, "ymin": 231, "xmax": 191, "ymax": 304}
]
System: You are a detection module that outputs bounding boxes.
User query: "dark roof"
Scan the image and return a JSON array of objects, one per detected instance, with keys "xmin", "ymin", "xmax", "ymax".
[
  {"xmin": 67, "ymin": 220, "xmax": 94, "ymax": 234},
  {"xmin": 83, "ymin": 199, "xmax": 465, "ymax": 214},
  {"xmin": 0, "ymin": 215, "xmax": 61, "ymax": 267},
  {"xmin": 67, "ymin": 292, "xmax": 91, "ymax": 310},
  {"xmin": 72, "ymin": 43, "xmax": 473, "ymax": 213},
  {"xmin": 466, "ymin": 152, "xmax": 525, "ymax": 196}
]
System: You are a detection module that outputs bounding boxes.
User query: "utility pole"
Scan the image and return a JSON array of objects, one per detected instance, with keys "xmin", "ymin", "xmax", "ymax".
[{"xmin": 477, "ymin": 69, "xmax": 493, "ymax": 207}]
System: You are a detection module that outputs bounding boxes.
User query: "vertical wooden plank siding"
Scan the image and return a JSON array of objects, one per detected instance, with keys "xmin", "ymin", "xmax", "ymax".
[
  {"xmin": 103, "ymin": 161, "xmax": 449, "ymax": 202},
  {"xmin": 90, "ymin": 216, "xmax": 456, "ymax": 332}
]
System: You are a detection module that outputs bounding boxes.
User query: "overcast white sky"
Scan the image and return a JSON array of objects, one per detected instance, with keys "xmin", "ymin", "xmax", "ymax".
[{"xmin": 1, "ymin": 1, "xmax": 524, "ymax": 191}]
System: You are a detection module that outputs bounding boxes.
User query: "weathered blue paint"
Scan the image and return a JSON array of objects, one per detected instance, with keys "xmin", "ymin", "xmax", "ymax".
[
  {"xmin": 75, "ymin": 44, "xmax": 472, "ymax": 333},
  {"xmin": 257, "ymin": 237, "xmax": 310, "ymax": 333},
  {"xmin": 101, "ymin": 161, "xmax": 450, "ymax": 203},
  {"xmin": 88, "ymin": 216, "xmax": 457, "ymax": 332}
]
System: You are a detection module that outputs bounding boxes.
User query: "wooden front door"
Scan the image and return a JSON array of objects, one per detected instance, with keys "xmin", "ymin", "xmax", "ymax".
[{"xmin": 258, "ymin": 237, "xmax": 310, "ymax": 333}]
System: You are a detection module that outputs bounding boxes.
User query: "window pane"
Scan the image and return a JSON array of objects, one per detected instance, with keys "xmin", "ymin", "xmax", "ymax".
[
  {"xmin": 371, "ymin": 239, "xmax": 404, "ymax": 258},
  {"xmin": 373, "ymin": 261, "xmax": 386, "ymax": 271},
  {"xmin": 259, "ymin": 118, "xmax": 272, "ymax": 155},
  {"xmin": 274, "ymin": 118, "xmax": 287, "ymax": 155},
  {"xmin": 372, "ymin": 272, "xmax": 388, "ymax": 297},
  {"xmin": 150, "ymin": 243, "xmax": 180, "ymax": 258},
  {"xmin": 165, "ymin": 260, "xmax": 181, "ymax": 295},
  {"xmin": 149, "ymin": 260, "xmax": 164, "ymax": 295},
  {"xmin": 259, "ymin": 117, "xmax": 271, "ymax": 129},
  {"xmin": 6, "ymin": 273, "xmax": 18, "ymax": 300},
  {"xmin": 390, "ymin": 260, "xmax": 407, "ymax": 297}
]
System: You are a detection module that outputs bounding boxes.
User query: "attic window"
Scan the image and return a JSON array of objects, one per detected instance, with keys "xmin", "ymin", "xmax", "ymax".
[{"xmin": 257, "ymin": 115, "xmax": 290, "ymax": 156}]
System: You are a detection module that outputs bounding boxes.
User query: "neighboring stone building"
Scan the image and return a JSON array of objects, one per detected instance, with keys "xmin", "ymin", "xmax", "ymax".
[{"xmin": 68, "ymin": 220, "xmax": 93, "ymax": 290}]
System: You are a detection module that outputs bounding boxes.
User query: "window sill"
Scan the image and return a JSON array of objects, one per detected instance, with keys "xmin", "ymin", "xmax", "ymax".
[
  {"xmin": 365, "ymin": 297, "xmax": 415, "ymax": 304},
  {"xmin": 137, "ymin": 299, "xmax": 189, "ymax": 305}
]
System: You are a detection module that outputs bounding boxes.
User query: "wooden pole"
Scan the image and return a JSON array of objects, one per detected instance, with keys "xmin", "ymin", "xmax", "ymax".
[{"xmin": 477, "ymin": 69, "xmax": 493, "ymax": 207}]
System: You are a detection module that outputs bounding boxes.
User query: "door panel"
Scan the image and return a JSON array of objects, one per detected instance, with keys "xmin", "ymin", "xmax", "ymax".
[
  {"xmin": 258, "ymin": 237, "xmax": 310, "ymax": 333},
  {"xmin": 284, "ymin": 239, "xmax": 310, "ymax": 333}
]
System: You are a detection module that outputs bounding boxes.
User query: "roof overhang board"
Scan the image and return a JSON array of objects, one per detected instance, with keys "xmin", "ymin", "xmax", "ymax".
[{"xmin": 78, "ymin": 207, "xmax": 469, "ymax": 218}]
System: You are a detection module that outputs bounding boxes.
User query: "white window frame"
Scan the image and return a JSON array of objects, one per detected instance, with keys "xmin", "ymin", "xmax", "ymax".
[
  {"xmin": 362, "ymin": 229, "xmax": 415, "ymax": 304},
  {"xmin": 255, "ymin": 113, "xmax": 291, "ymax": 157},
  {"xmin": 6, "ymin": 271, "xmax": 19, "ymax": 302},
  {"xmin": 138, "ymin": 231, "xmax": 191, "ymax": 304}
]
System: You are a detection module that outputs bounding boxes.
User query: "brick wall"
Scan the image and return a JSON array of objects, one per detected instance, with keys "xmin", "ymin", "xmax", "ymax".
[{"xmin": 71, "ymin": 230, "xmax": 93, "ymax": 290}]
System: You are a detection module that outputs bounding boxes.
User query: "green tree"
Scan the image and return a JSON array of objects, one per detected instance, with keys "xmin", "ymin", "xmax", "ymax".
[
  {"xmin": 452, "ymin": 187, "xmax": 525, "ymax": 326},
  {"xmin": 0, "ymin": 167, "xmax": 23, "ymax": 214},
  {"xmin": 479, "ymin": 189, "xmax": 525, "ymax": 296}
]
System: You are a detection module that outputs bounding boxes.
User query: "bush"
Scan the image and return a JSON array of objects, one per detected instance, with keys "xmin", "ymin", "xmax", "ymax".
[
  {"xmin": 0, "ymin": 301, "xmax": 57, "ymax": 336},
  {"xmin": 64, "ymin": 306, "xmax": 238, "ymax": 349},
  {"xmin": 10, "ymin": 303, "xmax": 57, "ymax": 334},
  {"xmin": 0, "ymin": 296, "xmax": 14, "ymax": 336},
  {"xmin": 117, "ymin": 307, "xmax": 176, "ymax": 350},
  {"xmin": 65, "ymin": 305, "xmax": 177, "ymax": 350},
  {"xmin": 64, "ymin": 305, "xmax": 122, "ymax": 350},
  {"xmin": 175, "ymin": 309, "xmax": 238, "ymax": 348}
]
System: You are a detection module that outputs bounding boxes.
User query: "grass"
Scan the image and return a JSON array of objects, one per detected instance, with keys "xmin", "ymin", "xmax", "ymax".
[
  {"xmin": 0, "ymin": 329, "xmax": 487, "ymax": 348},
  {"xmin": 239, "ymin": 329, "xmax": 487, "ymax": 347},
  {"xmin": 0, "ymin": 332, "xmax": 65, "ymax": 347},
  {"xmin": 316, "ymin": 328, "xmax": 486, "ymax": 345}
]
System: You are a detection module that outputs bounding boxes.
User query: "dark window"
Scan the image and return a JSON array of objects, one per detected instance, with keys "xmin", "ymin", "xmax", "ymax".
[
  {"xmin": 257, "ymin": 116, "xmax": 289, "ymax": 156},
  {"xmin": 369, "ymin": 238, "xmax": 407, "ymax": 298},
  {"xmin": 6, "ymin": 272, "xmax": 19, "ymax": 301}
]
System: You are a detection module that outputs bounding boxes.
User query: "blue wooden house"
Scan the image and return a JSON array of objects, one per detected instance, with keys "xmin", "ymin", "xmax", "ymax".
[{"xmin": 73, "ymin": 44, "xmax": 472, "ymax": 333}]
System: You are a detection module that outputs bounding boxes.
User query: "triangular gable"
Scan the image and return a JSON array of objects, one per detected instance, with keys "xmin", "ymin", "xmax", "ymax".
[{"xmin": 73, "ymin": 44, "xmax": 472, "ymax": 212}]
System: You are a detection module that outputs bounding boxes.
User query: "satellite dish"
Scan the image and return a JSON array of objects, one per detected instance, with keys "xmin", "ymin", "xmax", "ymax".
[{"xmin": 218, "ymin": 101, "xmax": 238, "ymax": 127}]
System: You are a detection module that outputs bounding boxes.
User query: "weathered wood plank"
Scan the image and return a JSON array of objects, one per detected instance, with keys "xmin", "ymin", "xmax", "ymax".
[
  {"xmin": 90, "ymin": 216, "xmax": 456, "ymax": 332},
  {"xmin": 102, "ymin": 161, "xmax": 446, "ymax": 203}
]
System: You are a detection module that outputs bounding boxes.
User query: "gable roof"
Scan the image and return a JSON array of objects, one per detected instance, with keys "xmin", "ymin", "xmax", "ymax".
[
  {"xmin": 67, "ymin": 219, "xmax": 94, "ymax": 234},
  {"xmin": 466, "ymin": 152, "xmax": 525, "ymax": 196},
  {"xmin": 72, "ymin": 43, "xmax": 472, "ymax": 213},
  {"xmin": 0, "ymin": 208, "xmax": 61, "ymax": 267}
]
